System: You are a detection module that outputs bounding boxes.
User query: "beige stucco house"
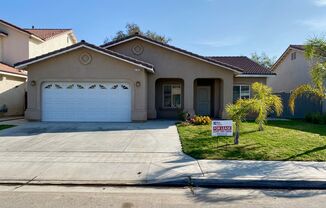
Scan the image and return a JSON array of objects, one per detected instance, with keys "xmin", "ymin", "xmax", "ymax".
[
  {"xmin": 0, "ymin": 19, "xmax": 77, "ymax": 116},
  {"xmin": 268, "ymin": 45, "xmax": 326, "ymax": 115},
  {"xmin": 15, "ymin": 34, "xmax": 274, "ymax": 122},
  {"xmin": 268, "ymin": 45, "xmax": 311, "ymax": 93}
]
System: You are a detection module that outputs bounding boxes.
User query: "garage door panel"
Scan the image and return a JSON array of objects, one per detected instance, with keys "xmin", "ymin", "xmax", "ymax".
[{"xmin": 42, "ymin": 82, "xmax": 131, "ymax": 122}]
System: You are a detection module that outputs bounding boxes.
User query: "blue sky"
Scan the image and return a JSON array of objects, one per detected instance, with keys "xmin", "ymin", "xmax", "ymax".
[{"xmin": 2, "ymin": 0, "xmax": 326, "ymax": 58}]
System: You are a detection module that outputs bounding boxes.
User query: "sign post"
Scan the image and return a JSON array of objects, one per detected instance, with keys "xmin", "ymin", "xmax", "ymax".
[{"xmin": 212, "ymin": 120, "xmax": 233, "ymax": 147}]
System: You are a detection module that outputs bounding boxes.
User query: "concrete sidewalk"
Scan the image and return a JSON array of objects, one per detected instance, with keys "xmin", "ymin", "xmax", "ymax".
[{"xmin": 192, "ymin": 160, "xmax": 326, "ymax": 188}]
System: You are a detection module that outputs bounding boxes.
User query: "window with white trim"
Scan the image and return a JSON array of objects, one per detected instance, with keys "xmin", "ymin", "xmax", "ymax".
[
  {"xmin": 163, "ymin": 84, "xmax": 181, "ymax": 108},
  {"xmin": 233, "ymin": 85, "xmax": 250, "ymax": 102},
  {"xmin": 291, "ymin": 52, "xmax": 296, "ymax": 60}
]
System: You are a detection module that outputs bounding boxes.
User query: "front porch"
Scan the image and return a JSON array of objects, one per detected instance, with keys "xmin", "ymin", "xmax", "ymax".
[{"xmin": 154, "ymin": 78, "xmax": 229, "ymax": 119}]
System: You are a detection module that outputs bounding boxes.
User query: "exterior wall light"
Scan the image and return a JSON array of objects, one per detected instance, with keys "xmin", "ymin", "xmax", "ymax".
[
  {"xmin": 135, "ymin": 81, "xmax": 141, "ymax": 87},
  {"xmin": 30, "ymin": 80, "xmax": 36, "ymax": 86}
]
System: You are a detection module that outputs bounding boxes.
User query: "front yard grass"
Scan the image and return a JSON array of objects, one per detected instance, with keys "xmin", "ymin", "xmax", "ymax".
[
  {"xmin": 177, "ymin": 120, "xmax": 326, "ymax": 161},
  {"xmin": 0, "ymin": 125, "xmax": 15, "ymax": 131}
]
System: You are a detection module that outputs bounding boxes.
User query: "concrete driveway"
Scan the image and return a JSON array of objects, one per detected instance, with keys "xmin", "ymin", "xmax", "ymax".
[{"xmin": 0, "ymin": 120, "xmax": 202, "ymax": 184}]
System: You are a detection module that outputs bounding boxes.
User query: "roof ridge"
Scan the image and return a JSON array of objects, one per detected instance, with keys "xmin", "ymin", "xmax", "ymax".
[
  {"xmin": 24, "ymin": 28, "xmax": 72, "ymax": 30},
  {"xmin": 207, "ymin": 55, "xmax": 247, "ymax": 58}
]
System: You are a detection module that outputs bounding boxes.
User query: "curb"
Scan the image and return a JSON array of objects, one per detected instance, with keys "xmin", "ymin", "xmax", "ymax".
[
  {"xmin": 191, "ymin": 178, "xmax": 326, "ymax": 189},
  {"xmin": 1, "ymin": 178, "xmax": 326, "ymax": 189}
]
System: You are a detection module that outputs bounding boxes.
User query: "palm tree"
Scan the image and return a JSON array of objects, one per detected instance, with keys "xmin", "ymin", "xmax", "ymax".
[
  {"xmin": 249, "ymin": 82, "xmax": 283, "ymax": 131},
  {"xmin": 289, "ymin": 37, "xmax": 326, "ymax": 113},
  {"xmin": 226, "ymin": 99, "xmax": 252, "ymax": 144}
]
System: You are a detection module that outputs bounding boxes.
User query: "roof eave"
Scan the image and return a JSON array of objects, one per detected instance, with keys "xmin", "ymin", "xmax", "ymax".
[
  {"xmin": 0, "ymin": 70, "xmax": 27, "ymax": 78},
  {"xmin": 235, "ymin": 73, "xmax": 276, "ymax": 78},
  {"xmin": 14, "ymin": 42, "xmax": 155, "ymax": 73}
]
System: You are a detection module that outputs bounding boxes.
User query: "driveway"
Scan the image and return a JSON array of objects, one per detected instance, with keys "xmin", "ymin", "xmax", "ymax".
[{"xmin": 0, "ymin": 121, "xmax": 202, "ymax": 184}]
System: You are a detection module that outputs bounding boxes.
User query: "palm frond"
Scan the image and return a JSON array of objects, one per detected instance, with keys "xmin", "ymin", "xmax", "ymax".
[{"xmin": 289, "ymin": 84, "xmax": 325, "ymax": 114}]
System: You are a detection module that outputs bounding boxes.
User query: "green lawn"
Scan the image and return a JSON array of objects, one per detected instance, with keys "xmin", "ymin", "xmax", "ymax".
[
  {"xmin": 177, "ymin": 120, "xmax": 326, "ymax": 161},
  {"xmin": 0, "ymin": 125, "xmax": 15, "ymax": 131}
]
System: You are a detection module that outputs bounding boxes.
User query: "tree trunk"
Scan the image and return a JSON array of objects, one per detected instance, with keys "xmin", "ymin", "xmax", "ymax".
[
  {"xmin": 234, "ymin": 123, "xmax": 240, "ymax": 144},
  {"xmin": 259, "ymin": 122, "xmax": 264, "ymax": 131}
]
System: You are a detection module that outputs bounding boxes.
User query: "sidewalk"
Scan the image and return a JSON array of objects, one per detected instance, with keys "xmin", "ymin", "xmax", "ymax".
[{"xmin": 191, "ymin": 160, "xmax": 326, "ymax": 188}]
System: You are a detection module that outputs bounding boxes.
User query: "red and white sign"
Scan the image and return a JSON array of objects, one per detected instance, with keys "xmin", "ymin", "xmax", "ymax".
[{"xmin": 212, "ymin": 120, "xmax": 233, "ymax": 136}]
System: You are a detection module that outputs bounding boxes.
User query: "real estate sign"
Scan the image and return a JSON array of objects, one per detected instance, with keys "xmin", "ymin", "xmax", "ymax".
[{"xmin": 212, "ymin": 120, "xmax": 233, "ymax": 137}]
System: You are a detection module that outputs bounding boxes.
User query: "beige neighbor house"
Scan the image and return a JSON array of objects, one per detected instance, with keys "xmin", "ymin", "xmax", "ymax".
[
  {"xmin": 267, "ymin": 45, "xmax": 326, "ymax": 117},
  {"xmin": 15, "ymin": 34, "xmax": 274, "ymax": 122},
  {"xmin": 0, "ymin": 19, "xmax": 77, "ymax": 116}
]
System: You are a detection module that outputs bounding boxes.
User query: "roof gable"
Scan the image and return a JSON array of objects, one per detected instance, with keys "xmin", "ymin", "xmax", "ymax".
[
  {"xmin": 271, "ymin": 45, "xmax": 305, "ymax": 71},
  {"xmin": 14, "ymin": 41, "xmax": 154, "ymax": 73},
  {"xmin": 101, "ymin": 35, "xmax": 244, "ymax": 74}
]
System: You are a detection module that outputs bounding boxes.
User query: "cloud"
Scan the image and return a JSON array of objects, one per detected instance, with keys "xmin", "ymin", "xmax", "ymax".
[
  {"xmin": 195, "ymin": 37, "xmax": 245, "ymax": 48},
  {"xmin": 300, "ymin": 16, "xmax": 326, "ymax": 31},
  {"xmin": 313, "ymin": 0, "xmax": 326, "ymax": 6}
]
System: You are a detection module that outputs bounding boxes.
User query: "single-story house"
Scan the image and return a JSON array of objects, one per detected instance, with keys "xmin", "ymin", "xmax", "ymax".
[{"xmin": 15, "ymin": 34, "xmax": 274, "ymax": 122}]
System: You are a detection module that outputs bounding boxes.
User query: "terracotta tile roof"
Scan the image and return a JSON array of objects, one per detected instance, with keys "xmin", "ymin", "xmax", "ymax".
[
  {"xmin": 208, "ymin": 56, "xmax": 274, "ymax": 75},
  {"xmin": 0, "ymin": 62, "xmax": 27, "ymax": 76},
  {"xmin": 101, "ymin": 34, "xmax": 244, "ymax": 73},
  {"xmin": 14, "ymin": 41, "xmax": 155, "ymax": 73},
  {"xmin": 290, "ymin": 45, "xmax": 305, "ymax": 51},
  {"xmin": 1, "ymin": 19, "xmax": 72, "ymax": 41},
  {"xmin": 25, "ymin": 29, "xmax": 71, "ymax": 40}
]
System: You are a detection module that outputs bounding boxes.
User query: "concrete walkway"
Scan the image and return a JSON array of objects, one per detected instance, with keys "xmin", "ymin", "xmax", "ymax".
[{"xmin": 0, "ymin": 120, "xmax": 326, "ymax": 188}]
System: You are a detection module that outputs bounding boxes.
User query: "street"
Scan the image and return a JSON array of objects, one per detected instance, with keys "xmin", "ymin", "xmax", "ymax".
[{"xmin": 0, "ymin": 185, "xmax": 326, "ymax": 208}]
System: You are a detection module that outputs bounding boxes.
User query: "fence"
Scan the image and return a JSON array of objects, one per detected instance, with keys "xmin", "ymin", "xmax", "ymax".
[{"xmin": 271, "ymin": 92, "xmax": 323, "ymax": 119}]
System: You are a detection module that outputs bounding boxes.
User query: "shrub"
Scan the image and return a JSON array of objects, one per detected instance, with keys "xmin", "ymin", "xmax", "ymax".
[
  {"xmin": 189, "ymin": 115, "xmax": 212, "ymax": 125},
  {"xmin": 305, "ymin": 112, "xmax": 326, "ymax": 124},
  {"xmin": 177, "ymin": 110, "xmax": 190, "ymax": 121}
]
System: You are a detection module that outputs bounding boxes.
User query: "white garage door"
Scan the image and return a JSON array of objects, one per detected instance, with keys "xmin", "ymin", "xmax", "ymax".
[{"xmin": 42, "ymin": 82, "xmax": 131, "ymax": 122}]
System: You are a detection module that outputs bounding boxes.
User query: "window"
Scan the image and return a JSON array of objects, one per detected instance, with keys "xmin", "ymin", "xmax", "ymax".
[
  {"xmin": 163, "ymin": 84, "xmax": 181, "ymax": 108},
  {"xmin": 291, "ymin": 52, "xmax": 296, "ymax": 60},
  {"xmin": 233, "ymin": 85, "xmax": 250, "ymax": 102}
]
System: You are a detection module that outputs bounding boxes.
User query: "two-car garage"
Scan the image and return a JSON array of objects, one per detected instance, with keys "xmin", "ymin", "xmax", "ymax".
[{"xmin": 42, "ymin": 82, "xmax": 132, "ymax": 122}]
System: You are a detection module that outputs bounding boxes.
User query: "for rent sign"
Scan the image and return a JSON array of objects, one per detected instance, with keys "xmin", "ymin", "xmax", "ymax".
[{"xmin": 212, "ymin": 120, "xmax": 233, "ymax": 136}]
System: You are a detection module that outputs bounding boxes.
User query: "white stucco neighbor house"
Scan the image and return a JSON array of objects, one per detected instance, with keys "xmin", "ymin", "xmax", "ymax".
[{"xmin": 0, "ymin": 19, "xmax": 77, "ymax": 116}]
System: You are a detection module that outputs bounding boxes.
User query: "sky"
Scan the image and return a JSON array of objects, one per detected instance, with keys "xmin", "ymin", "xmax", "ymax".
[{"xmin": 1, "ymin": 0, "xmax": 326, "ymax": 58}]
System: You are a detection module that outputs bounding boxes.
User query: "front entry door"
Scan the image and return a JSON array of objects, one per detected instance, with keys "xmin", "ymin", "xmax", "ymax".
[{"xmin": 196, "ymin": 86, "xmax": 211, "ymax": 116}]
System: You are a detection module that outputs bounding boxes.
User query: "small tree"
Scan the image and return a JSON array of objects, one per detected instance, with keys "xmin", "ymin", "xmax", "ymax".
[
  {"xmin": 226, "ymin": 99, "xmax": 252, "ymax": 144},
  {"xmin": 249, "ymin": 82, "xmax": 283, "ymax": 131},
  {"xmin": 251, "ymin": 52, "xmax": 276, "ymax": 69},
  {"xmin": 104, "ymin": 23, "xmax": 171, "ymax": 44},
  {"xmin": 289, "ymin": 37, "xmax": 326, "ymax": 113}
]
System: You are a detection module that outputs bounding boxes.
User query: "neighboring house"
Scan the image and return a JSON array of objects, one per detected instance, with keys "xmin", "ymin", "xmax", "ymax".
[
  {"xmin": 0, "ymin": 62, "xmax": 26, "ymax": 116},
  {"xmin": 0, "ymin": 19, "xmax": 77, "ymax": 116},
  {"xmin": 15, "ymin": 34, "xmax": 274, "ymax": 122},
  {"xmin": 267, "ymin": 45, "xmax": 325, "ymax": 117},
  {"xmin": 268, "ymin": 45, "xmax": 310, "ymax": 93}
]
